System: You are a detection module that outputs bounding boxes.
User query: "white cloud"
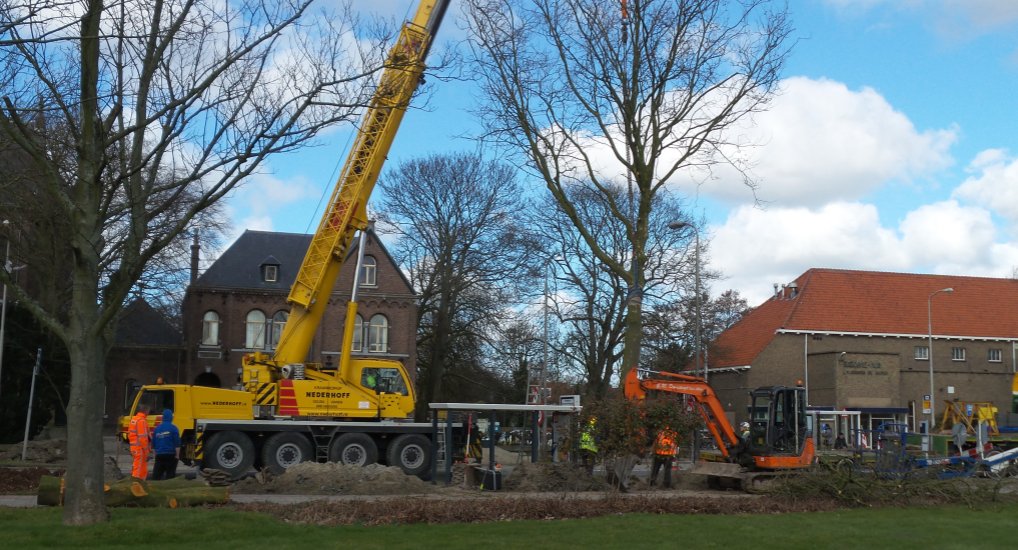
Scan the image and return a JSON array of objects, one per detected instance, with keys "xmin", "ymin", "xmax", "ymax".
[
  {"xmin": 694, "ymin": 77, "xmax": 956, "ymax": 207},
  {"xmin": 939, "ymin": 0, "xmax": 1018, "ymax": 37},
  {"xmin": 953, "ymin": 149, "xmax": 1018, "ymax": 224},
  {"xmin": 225, "ymin": 171, "xmax": 319, "ymax": 236},
  {"xmin": 710, "ymin": 202, "xmax": 905, "ymax": 304},
  {"xmin": 899, "ymin": 200, "xmax": 997, "ymax": 269},
  {"xmin": 709, "ymin": 199, "xmax": 1018, "ymax": 306}
]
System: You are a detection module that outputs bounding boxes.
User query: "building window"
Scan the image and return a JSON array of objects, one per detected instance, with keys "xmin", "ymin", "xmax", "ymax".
[
  {"xmin": 269, "ymin": 311, "xmax": 288, "ymax": 349},
  {"xmin": 124, "ymin": 379, "xmax": 142, "ymax": 411},
  {"xmin": 263, "ymin": 264, "xmax": 278, "ymax": 282},
  {"xmin": 368, "ymin": 314, "xmax": 389, "ymax": 353},
  {"xmin": 914, "ymin": 346, "xmax": 929, "ymax": 360},
  {"xmin": 359, "ymin": 256, "xmax": 377, "ymax": 287},
  {"xmin": 246, "ymin": 309, "xmax": 266, "ymax": 349},
  {"xmin": 352, "ymin": 314, "xmax": 364, "ymax": 352},
  {"xmin": 989, "ymin": 348, "xmax": 1003, "ymax": 362},
  {"xmin": 201, "ymin": 311, "xmax": 220, "ymax": 346},
  {"xmin": 951, "ymin": 347, "xmax": 966, "ymax": 361}
]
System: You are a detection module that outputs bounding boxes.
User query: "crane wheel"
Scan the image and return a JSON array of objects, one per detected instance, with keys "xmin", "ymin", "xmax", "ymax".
[
  {"xmin": 387, "ymin": 434, "xmax": 432, "ymax": 477},
  {"xmin": 204, "ymin": 431, "xmax": 255, "ymax": 480},
  {"xmin": 261, "ymin": 432, "xmax": 313, "ymax": 474},
  {"xmin": 329, "ymin": 433, "xmax": 379, "ymax": 466}
]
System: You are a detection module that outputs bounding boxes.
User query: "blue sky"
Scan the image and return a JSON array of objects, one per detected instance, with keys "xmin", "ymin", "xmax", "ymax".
[{"xmin": 223, "ymin": 0, "xmax": 1018, "ymax": 306}]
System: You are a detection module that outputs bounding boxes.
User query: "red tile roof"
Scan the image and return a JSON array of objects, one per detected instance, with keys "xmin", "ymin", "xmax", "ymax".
[{"xmin": 710, "ymin": 268, "xmax": 1018, "ymax": 368}]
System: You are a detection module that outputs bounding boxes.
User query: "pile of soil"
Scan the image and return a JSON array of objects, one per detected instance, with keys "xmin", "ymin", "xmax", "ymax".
[
  {"xmin": 0, "ymin": 440, "xmax": 66, "ymax": 463},
  {"xmin": 234, "ymin": 462, "xmax": 435, "ymax": 495},
  {"xmin": 0, "ymin": 467, "xmax": 63, "ymax": 494},
  {"xmin": 503, "ymin": 461, "xmax": 609, "ymax": 492}
]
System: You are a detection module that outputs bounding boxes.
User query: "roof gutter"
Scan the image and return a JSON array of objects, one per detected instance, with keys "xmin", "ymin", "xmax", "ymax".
[{"xmin": 777, "ymin": 328, "xmax": 1018, "ymax": 342}]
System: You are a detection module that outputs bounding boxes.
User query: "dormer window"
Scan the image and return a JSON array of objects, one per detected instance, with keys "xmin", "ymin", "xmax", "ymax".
[
  {"xmin": 263, "ymin": 264, "xmax": 278, "ymax": 282},
  {"xmin": 260, "ymin": 255, "xmax": 280, "ymax": 283}
]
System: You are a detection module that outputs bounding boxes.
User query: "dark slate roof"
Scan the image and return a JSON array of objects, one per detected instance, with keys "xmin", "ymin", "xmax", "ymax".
[
  {"xmin": 115, "ymin": 299, "xmax": 182, "ymax": 347},
  {"xmin": 194, "ymin": 230, "xmax": 311, "ymax": 290},
  {"xmin": 711, "ymin": 268, "xmax": 1018, "ymax": 368}
]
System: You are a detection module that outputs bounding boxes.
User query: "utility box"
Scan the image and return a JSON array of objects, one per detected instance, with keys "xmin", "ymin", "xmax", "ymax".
[
  {"xmin": 560, "ymin": 395, "xmax": 581, "ymax": 407},
  {"xmin": 465, "ymin": 465, "xmax": 502, "ymax": 490}
]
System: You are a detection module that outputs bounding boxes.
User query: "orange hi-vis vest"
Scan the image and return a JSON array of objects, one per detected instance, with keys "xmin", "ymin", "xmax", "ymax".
[
  {"xmin": 128, "ymin": 412, "xmax": 150, "ymax": 451},
  {"xmin": 654, "ymin": 429, "xmax": 678, "ymax": 456}
]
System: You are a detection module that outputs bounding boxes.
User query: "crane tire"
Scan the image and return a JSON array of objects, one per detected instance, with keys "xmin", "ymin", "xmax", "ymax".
[
  {"xmin": 328, "ymin": 433, "xmax": 378, "ymax": 466},
  {"xmin": 204, "ymin": 430, "xmax": 255, "ymax": 480},
  {"xmin": 261, "ymin": 432, "xmax": 313, "ymax": 475},
  {"xmin": 387, "ymin": 434, "xmax": 432, "ymax": 477}
]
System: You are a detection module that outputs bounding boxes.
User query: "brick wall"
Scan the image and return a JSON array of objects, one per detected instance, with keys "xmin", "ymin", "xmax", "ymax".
[{"xmin": 710, "ymin": 332, "xmax": 1015, "ymax": 426}]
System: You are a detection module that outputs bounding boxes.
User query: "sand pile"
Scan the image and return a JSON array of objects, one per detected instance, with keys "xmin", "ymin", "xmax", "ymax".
[
  {"xmin": 503, "ymin": 461, "xmax": 608, "ymax": 492},
  {"xmin": 234, "ymin": 462, "xmax": 435, "ymax": 495}
]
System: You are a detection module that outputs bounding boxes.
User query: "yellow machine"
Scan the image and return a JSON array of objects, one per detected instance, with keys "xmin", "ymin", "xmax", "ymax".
[
  {"xmin": 940, "ymin": 399, "xmax": 999, "ymax": 436},
  {"xmin": 121, "ymin": 0, "xmax": 451, "ymax": 480}
]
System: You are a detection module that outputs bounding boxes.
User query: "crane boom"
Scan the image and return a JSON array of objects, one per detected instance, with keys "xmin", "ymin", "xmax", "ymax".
[{"xmin": 272, "ymin": 0, "xmax": 449, "ymax": 365}]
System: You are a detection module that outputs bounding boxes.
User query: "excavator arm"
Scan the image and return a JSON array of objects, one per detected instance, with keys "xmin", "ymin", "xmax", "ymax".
[{"xmin": 624, "ymin": 368, "xmax": 743, "ymax": 458}]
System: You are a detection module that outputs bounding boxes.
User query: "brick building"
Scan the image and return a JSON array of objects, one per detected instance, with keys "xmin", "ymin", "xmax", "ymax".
[
  {"xmin": 706, "ymin": 269, "xmax": 1018, "ymax": 432},
  {"xmin": 179, "ymin": 229, "xmax": 417, "ymax": 390},
  {"xmin": 106, "ymin": 299, "xmax": 184, "ymax": 423}
]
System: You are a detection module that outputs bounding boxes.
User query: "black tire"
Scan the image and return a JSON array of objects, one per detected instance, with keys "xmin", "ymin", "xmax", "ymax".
[
  {"xmin": 204, "ymin": 430, "xmax": 255, "ymax": 480},
  {"xmin": 261, "ymin": 432, "xmax": 314, "ymax": 474},
  {"xmin": 387, "ymin": 434, "xmax": 432, "ymax": 477},
  {"xmin": 328, "ymin": 433, "xmax": 378, "ymax": 466}
]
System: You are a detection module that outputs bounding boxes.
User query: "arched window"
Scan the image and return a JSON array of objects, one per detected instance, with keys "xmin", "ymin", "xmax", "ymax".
[
  {"xmin": 269, "ymin": 311, "xmax": 288, "ymax": 349},
  {"xmin": 359, "ymin": 255, "xmax": 377, "ymax": 287},
  {"xmin": 245, "ymin": 309, "xmax": 266, "ymax": 349},
  {"xmin": 352, "ymin": 314, "xmax": 364, "ymax": 352},
  {"xmin": 201, "ymin": 311, "xmax": 220, "ymax": 346},
  {"xmin": 368, "ymin": 314, "xmax": 388, "ymax": 353}
]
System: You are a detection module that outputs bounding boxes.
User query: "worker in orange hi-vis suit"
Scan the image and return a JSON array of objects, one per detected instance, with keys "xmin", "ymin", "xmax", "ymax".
[{"xmin": 128, "ymin": 404, "xmax": 152, "ymax": 479}]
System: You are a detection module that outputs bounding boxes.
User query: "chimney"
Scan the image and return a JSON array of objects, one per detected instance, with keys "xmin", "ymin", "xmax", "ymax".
[
  {"xmin": 773, "ymin": 283, "xmax": 780, "ymax": 297},
  {"xmin": 190, "ymin": 231, "xmax": 200, "ymax": 283},
  {"xmin": 787, "ymin": 282, "xmax": 799, "ymax": 299}
]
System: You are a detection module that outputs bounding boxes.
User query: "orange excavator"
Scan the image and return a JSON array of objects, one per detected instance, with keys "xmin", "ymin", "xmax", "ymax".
[{"xmin": 624, "ymin": 368, "xmax": 815, "ymax": 489}]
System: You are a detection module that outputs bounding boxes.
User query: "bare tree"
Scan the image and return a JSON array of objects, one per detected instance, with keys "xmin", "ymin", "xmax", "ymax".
[
  {"xmin": 376, "ymin": 151, "xmax": 537, "ymax": 418},
  {"xmin": 463, "ymin": 0, "xmax": 791, "ymax": 379},
  {"xmin": 536, "ymin": 183, "xmax": 694, "ymax": 398},
  {"xmin": 0, "ymin": 0, "xmax": 407, "ymax": 524}
]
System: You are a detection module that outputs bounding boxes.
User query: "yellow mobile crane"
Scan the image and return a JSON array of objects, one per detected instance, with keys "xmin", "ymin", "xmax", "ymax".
[{"xmin": 121, "ymin": 0, "xmax": 451, "ymax": 480}]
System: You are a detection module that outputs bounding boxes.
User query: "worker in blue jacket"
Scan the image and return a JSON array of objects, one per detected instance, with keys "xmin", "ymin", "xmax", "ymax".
[{"xmin": 151, "ymin": 408, "xmax": 181, "ymax": 480}]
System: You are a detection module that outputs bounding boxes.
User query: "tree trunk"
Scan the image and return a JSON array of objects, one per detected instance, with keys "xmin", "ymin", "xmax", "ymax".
[
  {"xmin": 621, "ymin": 296, "xmax": 643, "ymax": 378},
  {"xmin": 61, "ymin": 0, "xmax": 108, "ymax": 526},
  {"xmin": 39, "ymin": 476, "xmax": 229, "ymax": 507},
  {"xmin": 61, "ymin": 325, "xmax": 110, "ymax": 524}
]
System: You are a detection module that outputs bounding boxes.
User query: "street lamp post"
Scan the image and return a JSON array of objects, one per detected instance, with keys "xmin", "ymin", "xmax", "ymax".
[
  {"xmin": 927, "ymin": 287, "xmax": 954, "ymax": 432},
  {"xmin": 668, "ymin": 221, "xmax": 702, "ymax": 380}
]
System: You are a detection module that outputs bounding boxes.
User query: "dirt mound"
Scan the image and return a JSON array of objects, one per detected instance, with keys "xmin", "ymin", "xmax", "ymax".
[
  {"xmin": 234, "ymin": 462, "xmax": 435, "ymax": 495},
  {"xmin": 0, "ymin": 466, "xmax": 63, "ymax": 494},
  {"xmin": 0, "ymin": 440, "xmax": 66, "ymax": 463},
  {"xmin": 503, "ymin": 462, "xmax": 609, "ymax": 492}
]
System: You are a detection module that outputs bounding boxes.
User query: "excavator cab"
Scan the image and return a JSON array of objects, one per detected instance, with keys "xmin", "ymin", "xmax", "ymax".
[{"xmin": 746, "ymin": 384, "xmax": 813, "ymax": 466}]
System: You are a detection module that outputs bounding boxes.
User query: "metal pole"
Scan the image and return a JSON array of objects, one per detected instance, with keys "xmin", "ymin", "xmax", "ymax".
[
  {"xmin": 21, "ymin": 347, "xmax": 41, "ymax": 461},
  {"xmin": 927, "ymin": 287, "xmax": 954, "ymax": 432},
  {"xmin": 540, "ymin": 265, "xmax": 549, "ymax": 454},
  {"xmin": 694, "ymin": 230, "xmax": 703, "ymax": 381},
  {"xmin": 0, "ymin": 233, "xmax": 9, "ymax": 402}
]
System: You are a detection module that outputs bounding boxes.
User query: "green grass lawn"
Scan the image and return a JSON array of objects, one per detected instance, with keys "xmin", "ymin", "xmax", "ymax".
[{"xmin": 2, "ymin": 503, "xmax": 1016, "ymax": 549}]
